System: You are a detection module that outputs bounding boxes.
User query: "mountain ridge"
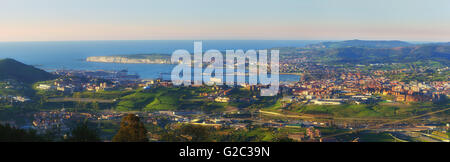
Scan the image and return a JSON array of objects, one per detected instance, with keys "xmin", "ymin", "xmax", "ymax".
[{"xmin": 305, "ymin": 39, "xmax": 414, "ymax": 49}]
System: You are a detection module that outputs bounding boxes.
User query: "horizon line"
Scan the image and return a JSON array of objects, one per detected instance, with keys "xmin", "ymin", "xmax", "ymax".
[{"xmin": 0, "ymin": 39, "xmax": 446, "ymax": 43}]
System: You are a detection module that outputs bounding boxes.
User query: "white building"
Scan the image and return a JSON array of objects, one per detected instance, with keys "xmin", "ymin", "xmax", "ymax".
[{"xmin": 37, "ymin": 84, "xmax": 52, "ymax": 90}]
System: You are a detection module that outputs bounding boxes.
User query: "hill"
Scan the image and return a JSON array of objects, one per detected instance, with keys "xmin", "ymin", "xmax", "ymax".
[
  {"xmin": 0, "ymin": 58, "xmax": 56, "ymax": 83},
  {"xmin": 306, "ymin": 40, "xmax": 413, "ymax": 49},
  {"xmin": 278, "ymin": 41, "xmax": 450, "ymax": 66}
]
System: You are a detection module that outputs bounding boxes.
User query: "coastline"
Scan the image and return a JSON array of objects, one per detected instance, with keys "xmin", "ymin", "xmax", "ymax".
[{"xmin": 86, "ymin": 56, "xmax": 172, "ymax": 64}]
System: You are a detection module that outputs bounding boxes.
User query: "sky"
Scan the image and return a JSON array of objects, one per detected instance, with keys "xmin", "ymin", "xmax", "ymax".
[{"xmin": 1, "ymin": 0, "xmax": 450, "ymax": 42}]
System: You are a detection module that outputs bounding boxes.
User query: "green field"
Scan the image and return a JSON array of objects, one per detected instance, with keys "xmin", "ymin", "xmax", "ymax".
[
  {"xmin": 284, "ymin": 101, "xmax": 449, "ymax": 119},
  {"xmin": 116, "ymin": 87, "xmax": 229, "ymax": 112}
]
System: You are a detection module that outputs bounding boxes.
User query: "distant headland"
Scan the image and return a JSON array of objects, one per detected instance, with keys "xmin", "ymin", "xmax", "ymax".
[{"xmin": 86, "ymin": 54, "xmax": 172, "ymax": 64}]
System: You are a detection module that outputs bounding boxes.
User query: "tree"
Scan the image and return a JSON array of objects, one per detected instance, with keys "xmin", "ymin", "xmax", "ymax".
[
  {"xmin": 112, "ymin": 114, "xmax": 148, "ymax": 142},
  {"xmin": 92, "ymin": 101, "xmax": 99, "ymax": 111},
  {"xmin": 0, "ymin": 124, "xmax": 46, "ymax": 142},
  {"xmin": 180, "ymin": 124, "xmax": 211, "ymax": 142},
  {"xmin": 66, "ymin": 121, "xmax": 101, "ymax": 142}
]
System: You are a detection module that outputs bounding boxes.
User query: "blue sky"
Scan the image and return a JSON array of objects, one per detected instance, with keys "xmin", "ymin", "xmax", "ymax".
[{"xmin": 1, "ymin": 0, "xmax": 450, "ymax": 41}]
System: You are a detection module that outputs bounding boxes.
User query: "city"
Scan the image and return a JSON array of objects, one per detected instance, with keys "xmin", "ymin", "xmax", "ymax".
[
  {"xmin": 1, "ymin": 2, "xmax": 450, "ymax": 161},
  {"xmin": 1, "ymin": 41, "xmax": 448, "ymax": 142}
]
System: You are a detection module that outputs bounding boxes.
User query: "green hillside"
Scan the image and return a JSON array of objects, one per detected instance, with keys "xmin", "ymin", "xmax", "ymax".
[
  {"xmin": 278, "ymin": 42, "xmax": 450, "ymax": 66},
  {"xmin": 327, "ymin": 44, "xmax": 450, "ymax": 64},
  {"xmin": 306, "ymin": 39, "xmax": 413, "ymax": 49},
  {"xmin": 0, "ymin": 58, "xmax": 56, "ymax": 83}
]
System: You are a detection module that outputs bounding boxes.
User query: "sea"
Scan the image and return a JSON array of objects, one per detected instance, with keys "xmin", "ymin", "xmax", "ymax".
[{"xmin": 0, "ymin": 40, "xmax": 321, "ymax": 83}]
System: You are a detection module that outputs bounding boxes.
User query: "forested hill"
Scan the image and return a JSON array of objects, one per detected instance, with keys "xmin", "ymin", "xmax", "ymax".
[
  {"xmin": 0, "ymin": 58, "xmax": 56, "ymax": 83},
  {"xmin": 84, "ymin": 40, "xmax": 450, "ymax": 66},
  {"xmin": 305, "ymin": 39, "xmax": 413, "ymax": 49},
  {"xmin": 277, "ymin": 40, "xmax": 450, "ymax": 65}
]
